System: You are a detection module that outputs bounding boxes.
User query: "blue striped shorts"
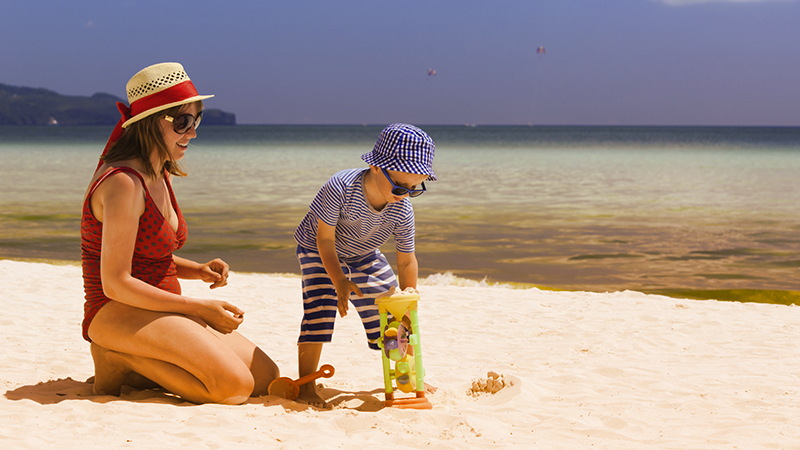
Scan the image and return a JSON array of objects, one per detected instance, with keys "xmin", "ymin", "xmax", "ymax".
[{"xmin": 296, "ymin": 245, "xmax": 399, "ymax": 350}]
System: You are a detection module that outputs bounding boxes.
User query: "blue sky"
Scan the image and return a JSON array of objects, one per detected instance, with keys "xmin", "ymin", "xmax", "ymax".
[{"xmin": 1, "ymin": 0, "xmax": 798, "ymax": 125}]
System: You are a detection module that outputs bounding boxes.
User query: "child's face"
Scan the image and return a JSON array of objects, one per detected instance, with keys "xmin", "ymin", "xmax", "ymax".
[{"xmin": 376, "ymin": 168, "xmax": 429, "ymax": 204}]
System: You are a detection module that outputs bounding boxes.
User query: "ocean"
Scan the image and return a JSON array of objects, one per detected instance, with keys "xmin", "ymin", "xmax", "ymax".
[{"xmin": 1, "ymin": 125, "xmax": 799, "ymax": 304}]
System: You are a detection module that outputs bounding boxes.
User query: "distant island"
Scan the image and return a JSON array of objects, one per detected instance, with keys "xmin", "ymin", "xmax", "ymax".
[{"xmin": 0, "ymin": 83, "xmax": 235, "ymax": 126}]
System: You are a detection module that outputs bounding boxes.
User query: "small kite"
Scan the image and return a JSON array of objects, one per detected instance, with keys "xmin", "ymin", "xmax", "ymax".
[
  {"xmin": 537, "ymin": 46, "xmax": 546, "ymax": 54},
  {"xmin": 427, "ymin": 68, "xmax": 437, "ymax": 77}
]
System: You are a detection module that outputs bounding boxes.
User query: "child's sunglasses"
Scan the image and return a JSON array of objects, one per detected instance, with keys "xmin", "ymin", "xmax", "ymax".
[
  {"xmin": 381, "ymin": 168, "xmax": 426, "ymax": 197},
  {"xmin": 164, "ymin": 111, "xmax": 203, "ymax": 134}
]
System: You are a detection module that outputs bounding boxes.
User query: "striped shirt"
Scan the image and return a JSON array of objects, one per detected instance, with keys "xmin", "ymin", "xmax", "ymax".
[{"xmin": 294, "ymin": 168, "xmax": 416, "ymax": 258}]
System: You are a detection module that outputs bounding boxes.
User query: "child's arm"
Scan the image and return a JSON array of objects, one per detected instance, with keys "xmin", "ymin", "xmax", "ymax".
[
  {"xmin": 316, "ymin": 218, "xmax": 363, "ymax": 317},
  {"xmin": 396, "ymin": 251, "xmax": 419, "ymax": 290}
]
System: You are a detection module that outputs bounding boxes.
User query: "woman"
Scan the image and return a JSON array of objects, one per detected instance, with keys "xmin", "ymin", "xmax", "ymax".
[{"xmin": 81, "ymin": 62, "xmax": 279, "ymax": 404}]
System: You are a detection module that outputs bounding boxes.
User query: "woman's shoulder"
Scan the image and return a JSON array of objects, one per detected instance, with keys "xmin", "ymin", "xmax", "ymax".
[
  {"xmin": 90, "ymin": 164, "xmax": 146, "ymax": 197},
  {"xmin": 94, "ymin": 161, "xmax": 146, "ymax": 181}
]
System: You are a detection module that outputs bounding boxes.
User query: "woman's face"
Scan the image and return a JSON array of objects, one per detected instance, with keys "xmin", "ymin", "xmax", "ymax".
[{"xmin": 159, "ymin": 102, "xmax": 200, "ymax": 162}]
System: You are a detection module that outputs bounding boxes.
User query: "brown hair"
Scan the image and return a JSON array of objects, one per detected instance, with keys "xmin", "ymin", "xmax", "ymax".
[{"xmin": 101, "ymin": 101, "xmax": 203, "ymax": 179}]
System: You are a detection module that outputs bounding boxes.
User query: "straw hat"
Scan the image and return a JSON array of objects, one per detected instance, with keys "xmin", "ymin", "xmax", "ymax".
[
  {"xmin": 362, "ymin": 123, "xmax": 437, "ymax": 181},
  {"xmin": 121, "ymin": 62, "xmax": 213, "ymax": 128},
  {"xmin": 96, "ymin": 62, "xmax": 214, "ymax": 170}
]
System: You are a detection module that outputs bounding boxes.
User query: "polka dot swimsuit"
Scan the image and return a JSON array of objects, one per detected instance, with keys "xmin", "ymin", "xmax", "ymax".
[{"xmin": 81, "ymin": 166, "xmax": 187, "ymax": 342}]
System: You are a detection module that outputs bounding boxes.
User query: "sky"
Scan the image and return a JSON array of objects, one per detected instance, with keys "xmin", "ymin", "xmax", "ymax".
[{"xmin": 1, "ymin": 0, "xmax": 799, "ymax": 126}]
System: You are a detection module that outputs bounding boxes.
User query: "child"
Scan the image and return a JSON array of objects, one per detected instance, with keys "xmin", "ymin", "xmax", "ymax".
[{"xmin": 292, "ymin": 123, "xmax": 436, "ymax": 407}]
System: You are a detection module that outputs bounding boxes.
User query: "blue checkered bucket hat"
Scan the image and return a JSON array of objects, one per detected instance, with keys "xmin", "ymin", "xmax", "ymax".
[{"xmin": 361, "ymin": 123, "xmax": 437, "ymax": 181}]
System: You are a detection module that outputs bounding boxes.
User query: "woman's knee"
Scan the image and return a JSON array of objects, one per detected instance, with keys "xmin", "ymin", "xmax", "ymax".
[
  {"xmin": 206, "ymin": 366, "xmax": 254, "ymax": 404},
  {"xmin": 250, "ymin": 348, "xmax": 281, "ymax": 397}
]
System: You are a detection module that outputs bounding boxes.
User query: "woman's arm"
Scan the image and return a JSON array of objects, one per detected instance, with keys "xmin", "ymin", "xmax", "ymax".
[
  {"xmin": 174, "ymin": 255, "xmax": 229, "ymax": 289},
  {"xmin": 95, "ymin": 173, "xmax": 242, "ymax": 333}
]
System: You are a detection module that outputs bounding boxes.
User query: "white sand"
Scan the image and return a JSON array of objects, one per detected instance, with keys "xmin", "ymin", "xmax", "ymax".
[{"xmin": 1, "ymin": 259, "xmax": 799, "ymax": 449}]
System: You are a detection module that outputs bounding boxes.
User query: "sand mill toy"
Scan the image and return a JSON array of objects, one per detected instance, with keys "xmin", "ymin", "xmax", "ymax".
[{"xmin": 376, "ymin": 289, "xmax": 432, "ymax": 409}]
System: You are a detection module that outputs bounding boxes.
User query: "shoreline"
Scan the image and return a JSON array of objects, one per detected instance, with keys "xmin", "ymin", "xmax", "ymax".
[
  {"xmin": 4, "ymin": 125, "xmax": 800, "ymax": 301},
  {"xmin": 3, "ymin": 256, "xmax": 798, "ymax": 306}
]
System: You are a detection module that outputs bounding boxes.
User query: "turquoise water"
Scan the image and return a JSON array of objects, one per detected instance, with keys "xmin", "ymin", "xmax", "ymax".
[{"xmin": 1, "ymin": 125, "xmax": 799, "ymax": 303}]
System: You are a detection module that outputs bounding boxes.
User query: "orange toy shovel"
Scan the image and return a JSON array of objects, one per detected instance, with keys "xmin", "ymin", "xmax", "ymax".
[{"xmin": 268, "ymin": 364, "xmax": 335, "ymax": 400}]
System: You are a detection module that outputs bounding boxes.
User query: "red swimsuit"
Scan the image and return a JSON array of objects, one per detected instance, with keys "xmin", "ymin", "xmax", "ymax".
[{"xmin": 80, "ymin": 167, "xmax": 188, "ymax": 342}]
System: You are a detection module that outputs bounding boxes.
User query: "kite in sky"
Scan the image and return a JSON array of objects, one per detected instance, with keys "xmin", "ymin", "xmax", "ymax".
[{"xmin": 537, "ymin": 46, "xmax": 546, "ymax": 54}]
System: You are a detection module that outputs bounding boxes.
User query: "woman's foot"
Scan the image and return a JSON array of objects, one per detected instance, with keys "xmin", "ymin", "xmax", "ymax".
[
  {"xmin": 122, "ymin": 371, "xmax": 162, "ymax": 390},
  {"xmin": 90, "ymin": 343, "xmax": 130, "ymax": 396}
]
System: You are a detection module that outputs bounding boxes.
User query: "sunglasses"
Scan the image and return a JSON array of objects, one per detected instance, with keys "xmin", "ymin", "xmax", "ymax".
[
  {"xmin": 164, "ymin": 111, "xmax": 203, "ymax": 134},
  {"xmin": 381, "ymin": 168, "xmax": 426, "ymax": 198}
]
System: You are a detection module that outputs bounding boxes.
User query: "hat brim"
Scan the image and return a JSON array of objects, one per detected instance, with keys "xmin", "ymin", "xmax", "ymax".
[
  {"xmin": 122, "ymin": 94, "xmax": 214, "ymax": 128},
  {"xmin": 362, "ymin": 151, "xmax": 437, "ymax": 181}
]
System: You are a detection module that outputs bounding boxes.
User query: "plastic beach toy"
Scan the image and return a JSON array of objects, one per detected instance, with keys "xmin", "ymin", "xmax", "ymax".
[
  {"xmin": 267, "ymin": 364, "xmax": 335, "ymax": 400},
  {"xmin": 376, "ymin": 289, "xmax": 432, "ymax": 409}
]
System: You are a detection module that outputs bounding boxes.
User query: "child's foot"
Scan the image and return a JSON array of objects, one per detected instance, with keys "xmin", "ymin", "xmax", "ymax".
[
  {"xmin": 295, "ymin": 384, "xmax": 331, "ymax": 409},
  {"xmin": 90, "ymin": 343, "xmax": 130, "ymax": 396}
]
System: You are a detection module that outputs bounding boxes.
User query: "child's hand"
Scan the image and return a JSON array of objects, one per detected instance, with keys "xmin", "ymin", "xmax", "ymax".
[{"xmin": 334, "ymin": 279, "xmax": 362, "ymax": 317}]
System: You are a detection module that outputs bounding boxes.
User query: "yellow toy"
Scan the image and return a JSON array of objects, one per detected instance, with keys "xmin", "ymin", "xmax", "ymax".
[{"xmin": 376, "ymin": 289, "xmax": 432, "ymax": 409}]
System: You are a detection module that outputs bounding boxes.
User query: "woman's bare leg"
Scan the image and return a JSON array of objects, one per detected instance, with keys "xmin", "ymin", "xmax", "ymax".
[
  {"xmin": 91, "ymin": 342, "xmax": 249, "ymax": 404},
  {"xmin": 212, "ymin": 328, "xmax": 280, "ymax": 397},
  {"xmin": 88, "ymin": 301, "xmax": 278, "ymax": 404}
]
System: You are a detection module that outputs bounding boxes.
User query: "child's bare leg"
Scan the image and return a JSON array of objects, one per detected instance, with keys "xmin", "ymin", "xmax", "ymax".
[{"xmin": 296, "ymin": 342, "xmax": 328, "ymax": 408}]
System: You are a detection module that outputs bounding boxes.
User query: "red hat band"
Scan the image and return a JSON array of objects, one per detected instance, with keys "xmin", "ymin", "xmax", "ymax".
[{"xmin": 129, "ymin": 80, "xmax": 200, "ymax": 118}]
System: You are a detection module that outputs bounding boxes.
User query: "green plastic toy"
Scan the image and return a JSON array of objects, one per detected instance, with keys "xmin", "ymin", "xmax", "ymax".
[{"xmin": 376, "ymin": 290, "xmax": 432, "ymax": 409}]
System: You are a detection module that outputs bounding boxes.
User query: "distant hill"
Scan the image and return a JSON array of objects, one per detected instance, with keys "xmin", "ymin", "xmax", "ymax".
[{"xmin": 0, "ymin": 83, "xmax": 236, "ymax": 126}]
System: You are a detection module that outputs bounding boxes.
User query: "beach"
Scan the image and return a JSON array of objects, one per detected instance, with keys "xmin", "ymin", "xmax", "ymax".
[{"xmin": 2, "ymin": 259, "xmax": 799, "ymax": 449}]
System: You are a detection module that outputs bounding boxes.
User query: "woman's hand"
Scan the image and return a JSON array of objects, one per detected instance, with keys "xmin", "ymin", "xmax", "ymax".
[
  {"xmin": 198, "ymin": 258, "xmax": 229, "ymax": 289},
  {"xmin": 194, "ymin": 299, "xmax": 244, "ymax": 334}
]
